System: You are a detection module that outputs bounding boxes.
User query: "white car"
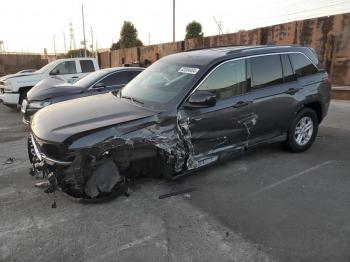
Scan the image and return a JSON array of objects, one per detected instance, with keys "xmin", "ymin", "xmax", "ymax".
[{"xmin": 0, "ymin": 57, "xmax": 99, "ymax": 108}]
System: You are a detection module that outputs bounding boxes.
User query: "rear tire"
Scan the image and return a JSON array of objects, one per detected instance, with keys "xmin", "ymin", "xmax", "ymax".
[{"xmin": 284, "ymin": 108, "xmax": 318, "ymax": 153}]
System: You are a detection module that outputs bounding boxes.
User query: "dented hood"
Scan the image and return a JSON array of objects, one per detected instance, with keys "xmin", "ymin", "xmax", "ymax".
[
  {"xmin": 27, "ymin": 77, "xmax": 83, "ymax": 101},
  {"xmin": 31, "ymin": 92, "xmax": 159, "ymax": 143}
]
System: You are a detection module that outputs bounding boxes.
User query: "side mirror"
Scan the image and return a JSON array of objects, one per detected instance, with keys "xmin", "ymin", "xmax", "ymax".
[
  {"xmin": 50, "ymin": 69, "xmax": 60, "ymax": 75},
  {"xmin": 93, "ymin": 82, "xmax": 105, "ymax": 89},
  {"xmin": 185, "ymin": 90, "xmax": 216, "ymax": 108}
]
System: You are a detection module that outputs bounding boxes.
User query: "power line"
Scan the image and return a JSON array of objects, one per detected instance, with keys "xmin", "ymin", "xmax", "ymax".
[{"xmin": 250, "ymin": 1, "xmax": 350, "ymax": 22}]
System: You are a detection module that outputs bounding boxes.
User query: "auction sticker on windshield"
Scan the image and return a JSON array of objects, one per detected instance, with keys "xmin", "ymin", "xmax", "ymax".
[{"xmin": 178, "ymin": 67, "xmax": 200, "ymax": 74}]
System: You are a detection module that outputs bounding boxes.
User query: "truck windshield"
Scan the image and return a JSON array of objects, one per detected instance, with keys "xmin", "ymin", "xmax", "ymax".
[
  {"xmin": 121, "ymin": 60, "xmax": 201, "ymax": 107},
  {"xmin": 35, "ymin": 63, "xmax": 54, "ymax": 74}
]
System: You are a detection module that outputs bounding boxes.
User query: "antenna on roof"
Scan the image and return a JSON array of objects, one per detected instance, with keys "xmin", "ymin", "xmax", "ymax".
[{"xmin": 213, "ymin": 17, "xmax": 223, "ymax": 35}]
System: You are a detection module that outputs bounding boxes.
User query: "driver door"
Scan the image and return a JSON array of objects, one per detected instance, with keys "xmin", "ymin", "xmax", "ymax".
[
  {"xmin": 179, "ymin": 59, "xmax": 254, "ymax": 156},
  {"xmin": 90, "ymin": 71, "xmax": 132, "ymax": 93},
  {"xmin": 50, "ymin": 61, "xmax": 79, "ymax": 83}
]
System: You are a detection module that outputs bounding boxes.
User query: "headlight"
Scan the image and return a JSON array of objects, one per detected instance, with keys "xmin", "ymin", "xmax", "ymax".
[
  {"xmin": 3, "ymin": 81, "xmax": 12, "ymax": 91},
  {"xmin": 29, "ymin": 101, "xmax": 51, "ymax": 109}
]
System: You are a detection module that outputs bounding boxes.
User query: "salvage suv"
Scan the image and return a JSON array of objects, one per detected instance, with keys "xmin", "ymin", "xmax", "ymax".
[
  {"xmin": 28, "ymin": 45, "xmax": 331, "ymax": 199},
  {"xmin": 0, "ymin": 57, "xmax": 99, "ymax": 108}
]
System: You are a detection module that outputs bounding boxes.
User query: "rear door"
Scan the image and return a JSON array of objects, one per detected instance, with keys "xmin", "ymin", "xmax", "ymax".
[
  {"xmin": 179, "ymin": 59, "xmax": 254, "ymax": 156},
  {"xmin": 247, "ymin": 54, "xmax": 300, "ymax": 144}
]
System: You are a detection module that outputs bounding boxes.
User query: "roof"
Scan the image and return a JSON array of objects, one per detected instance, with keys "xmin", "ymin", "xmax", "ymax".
[
  {"xmin": 165, "ymin": 45, "xmax": 306, "ymax": 67},
  {"xmin": 99, "ymin": 67, "xmax": 144, "ymax": 73}
]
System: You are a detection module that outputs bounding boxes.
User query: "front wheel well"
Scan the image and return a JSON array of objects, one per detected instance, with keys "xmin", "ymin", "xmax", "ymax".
[
  {"xmin": 18, "ymin": 86, "xmax": 33, "ymax": 104},
  {"xmin": 302, "ymin": 102, "xmax": 323, "ymax": 124}
]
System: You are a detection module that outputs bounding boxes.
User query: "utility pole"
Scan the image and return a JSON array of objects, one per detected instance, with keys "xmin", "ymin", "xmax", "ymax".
[
  {"xmin": 95, "ymin": 39, "xmax": 98, "ymax": 59},
  {"xmin": 91, "ymin": 26, "xmax": 94, "ymax": 57},
  {"xmin": 213, "ymin": 16, "xmax": 223, "ymax": 35},
  {"xmin": 63, "ymin": 31, "xmax": 67, "ymax": 53},
  {"xmin": 173, "ymin": 0, "xmax": 175, "ymax": 42},
  {"xmin": 82, "ymin": 5, "xmax": 87, "ymax": 57},
  {"xmin": 53, "ymin": 35, "xmax": 56, "ymax": 55}
]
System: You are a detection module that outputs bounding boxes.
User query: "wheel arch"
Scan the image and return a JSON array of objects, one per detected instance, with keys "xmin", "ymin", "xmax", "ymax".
[{"xmin": 299, "ymin": 100, "xmax": 323, "ymax": 124}]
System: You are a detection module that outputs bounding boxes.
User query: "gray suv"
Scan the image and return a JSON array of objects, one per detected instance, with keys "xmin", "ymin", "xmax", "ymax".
[{"xmin": 28, "ymin": 45, "xmax": 331, "ymax": 199}]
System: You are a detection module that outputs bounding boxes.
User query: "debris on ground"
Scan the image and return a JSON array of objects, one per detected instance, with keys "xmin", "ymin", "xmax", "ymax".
[
  {"xmin": 158, "ymin": 188, "xmax": 196, "ymax": 199},
  {"xmin": 34, "ymin": 181, "xmax": 50, "ymax": 188},
  {"xmin": 3, "ymin": 157, "xmax": 15, "ymax": 165}
]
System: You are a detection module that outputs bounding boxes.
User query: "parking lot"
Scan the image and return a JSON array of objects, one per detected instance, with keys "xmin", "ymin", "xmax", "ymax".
[{"xmin": 0, "ymin": 100, "xmax": 350, "ymax": 262}]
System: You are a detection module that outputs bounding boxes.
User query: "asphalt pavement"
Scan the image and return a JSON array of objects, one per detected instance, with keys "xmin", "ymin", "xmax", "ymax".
[{"xmin": 0, "ymin": 101, "xmax": 349, "ymax": 262}]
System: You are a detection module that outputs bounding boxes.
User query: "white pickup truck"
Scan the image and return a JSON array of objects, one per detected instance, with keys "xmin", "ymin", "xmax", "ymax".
[{"xmin": 0, "ymin": 57, "xmax": 99, "ymax": 108}]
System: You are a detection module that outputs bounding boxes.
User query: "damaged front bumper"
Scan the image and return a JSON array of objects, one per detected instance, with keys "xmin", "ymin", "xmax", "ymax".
[
  {"xmin": 28, "ymin": 133, "xmax": 126, "ymax": 199},
  {"xmin": 30, "ymin": 134, "xmax": 72, "ymax": 166}
]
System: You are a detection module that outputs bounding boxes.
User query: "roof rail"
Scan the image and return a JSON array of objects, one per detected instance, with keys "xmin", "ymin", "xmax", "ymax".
[{"xmin": 185, "ymin": 44, "xmax": 256, "ymax": 52}]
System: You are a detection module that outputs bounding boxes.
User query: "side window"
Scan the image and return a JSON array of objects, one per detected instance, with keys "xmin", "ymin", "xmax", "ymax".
[
  {"xmin": 289, "ymin": 53, "xmax": 318, "ymax": 77},
  {"xmin": 249, "ymin": 55, "xmax": 283, "ymax": 89},
  {"xmin": 80, "ymin": 60, "xmax": 95, "ymax": 73},
  {"xmin": 281, "ymin": 54, "xmax": 296, "ymax": 82},
  {"xmin": 98, "ymin": 71, "xmax": 131, "ymax": 87},
  {"xmin": 197, "ymin": 59, "xmax": 247, "ymax": 100},
  {"xmin": 51, "ymin": 61, "xmax": 77, "ymax": 75},
  {"xmin": 131, "ymin": 70, "xmax": 142, "ymax": 79}
]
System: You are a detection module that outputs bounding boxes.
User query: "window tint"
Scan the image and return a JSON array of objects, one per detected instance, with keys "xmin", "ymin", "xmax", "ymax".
[
  {"xmin": 80, "ymin": 60, "xmax": 95, "ymax": 73},
  {"xmin": 52, "ymin": 61, "xmax": 76, "ymax": 75},
  {"xmin": 281, "ymin": 54, "xmax": 295, "ymax": 82},
  {"xmin": 197, "ymin": 59, "xmax": 247, "ymax": 99},
  {"xmin": 289, "ymin": 53, "xmax": 318, "ymax": 77},
  {"xmin": 249, "ymin": 55, "xmax": 283, "ymax": 89},
  {"xmin": 131, "ymin": 70, "xmax": 142, "ymax": 79},
  {"xmin": 99, "ymin": 71, "xmax": 130, "ymax": 87}
]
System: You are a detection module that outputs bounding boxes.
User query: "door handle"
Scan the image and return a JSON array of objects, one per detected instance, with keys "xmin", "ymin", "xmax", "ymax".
[
  {"xmin": 285, "ymin": 88, "xmax": 300, "ymax": 95},
  {"xmin": 233, "ymin": 101, "xmax": 251, "ymax": 108},
  {"xmin": 71, "ymin": 76, "xmax": 79, "ymax": 79}
]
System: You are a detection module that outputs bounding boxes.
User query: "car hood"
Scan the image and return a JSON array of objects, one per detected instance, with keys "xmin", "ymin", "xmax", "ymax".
[
  {"xmin": 27, "ymin": 77, "xmax": 83, "ymax": 101},
  {"xmin": 1, "ymin": 71, "xmax": 39, "ymax": 81},
  {"xmin": 31, "ymin": 92, "xmax": 159, "ymax": 143}
]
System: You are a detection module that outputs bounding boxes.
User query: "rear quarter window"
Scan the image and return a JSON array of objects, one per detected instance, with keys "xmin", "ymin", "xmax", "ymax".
[{"xmin": 289, "ymin": 53, "xmax": 318, "ymax": 78}]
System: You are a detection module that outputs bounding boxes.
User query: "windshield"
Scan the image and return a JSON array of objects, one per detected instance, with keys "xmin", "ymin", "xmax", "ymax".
[
  {"xmin": 121, "ymin": 60, "xmax": 201, "ymax": 107},
  {"xmin": 73, "ymin": 70, "xmax": 108, "ymax": 88}
]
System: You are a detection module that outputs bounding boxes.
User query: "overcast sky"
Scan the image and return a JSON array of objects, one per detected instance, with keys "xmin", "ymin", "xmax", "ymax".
[{"xmin": 1, "ymin": 0, "xmax": 350, "ymax": 53}]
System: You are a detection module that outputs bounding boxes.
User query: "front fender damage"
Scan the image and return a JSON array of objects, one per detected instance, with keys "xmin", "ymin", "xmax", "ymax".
[
  {"xmin": 29, "ymin": 114, "xmax": 190, "ymax": 199},
  {"xmin": 30, "ymin": 111, "xmax": 259, "ymax": 200}
]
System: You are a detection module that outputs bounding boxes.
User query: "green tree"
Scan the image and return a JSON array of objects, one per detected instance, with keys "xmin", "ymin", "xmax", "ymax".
[
  {"xmin": 66, "ymin": 48, "xmax": 92, "ymax": 58},
  {"xmin": 185, "ymin": 21, "xmax": 203, "ymax": 39},
  {"xmin": 118, "ymin": 21, "xmax": 143, "ymax": 49},
  {"xmin": 111, "ymin": 41, "xmax": 121, "ymax": 50}
]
